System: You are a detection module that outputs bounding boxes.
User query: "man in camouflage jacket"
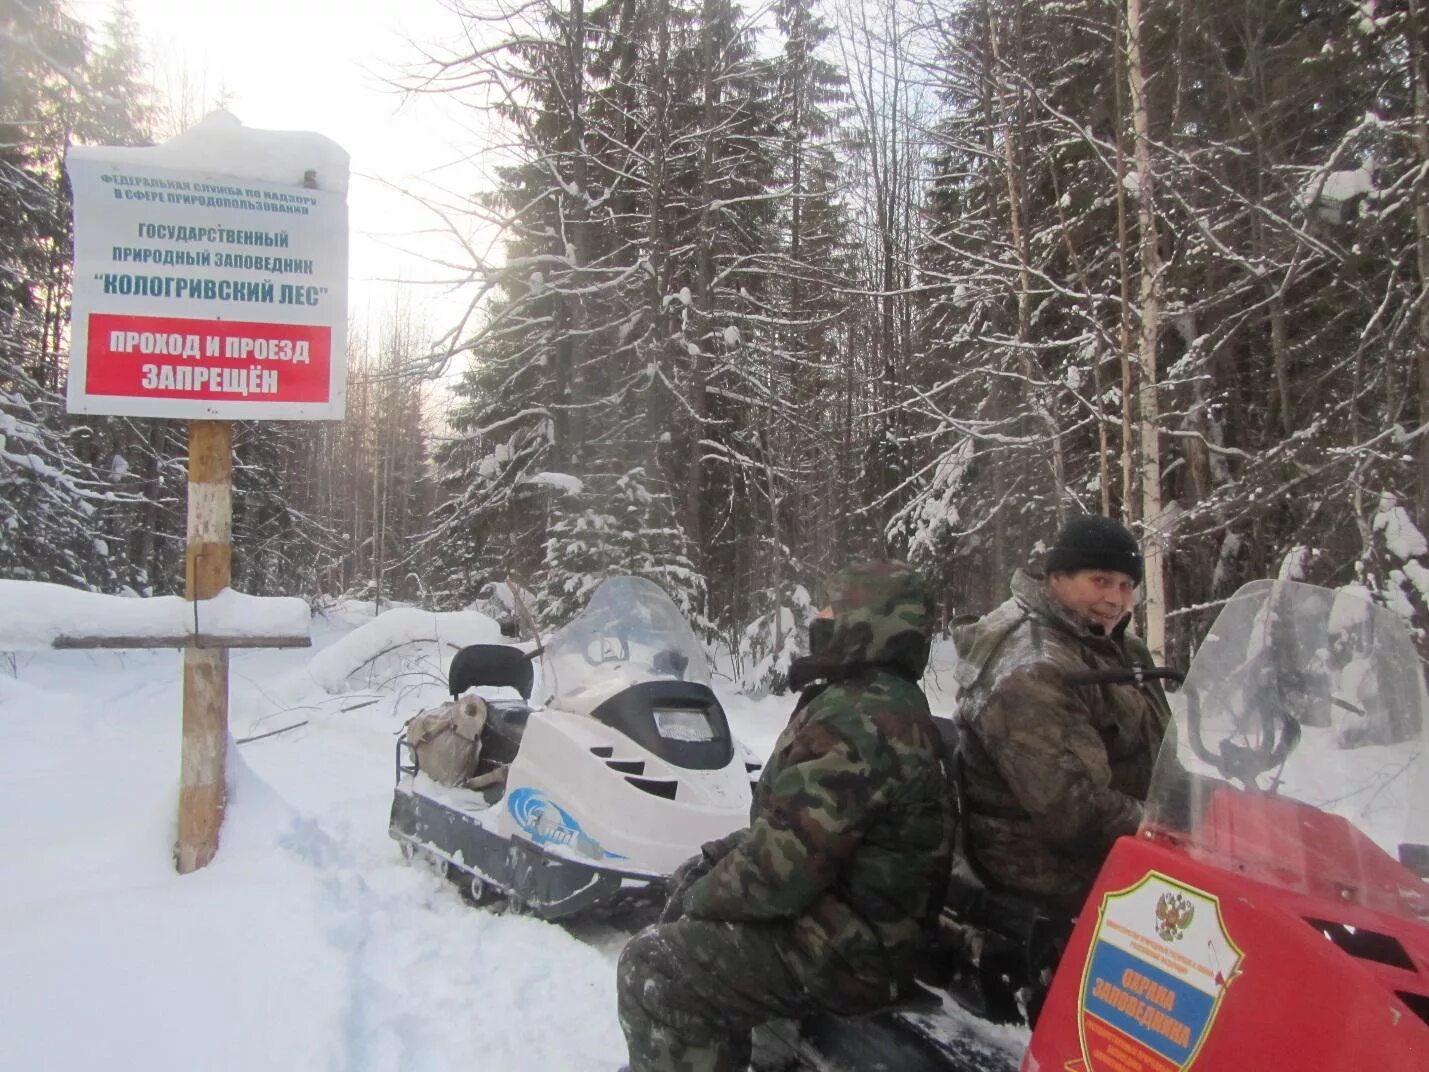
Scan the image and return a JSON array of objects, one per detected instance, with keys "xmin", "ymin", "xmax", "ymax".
[
  {"xmin": 952, "ymin": 515, "xmax": 1172, "ymax": 916},
  {"xmin": 616, "ymin": 561, "xmax": 955, "ymax": 1072}
]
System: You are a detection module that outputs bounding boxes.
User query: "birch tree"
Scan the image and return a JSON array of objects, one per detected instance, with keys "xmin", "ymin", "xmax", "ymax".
[{"xmin": 1123, "ymin": 0, "xmax": 1165, "ymax": 658}]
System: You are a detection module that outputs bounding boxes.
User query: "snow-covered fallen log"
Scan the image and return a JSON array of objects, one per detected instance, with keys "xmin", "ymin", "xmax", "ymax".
[{"xmin": 303, "ymin": 607, "xmax": 502, "ymax": 694}]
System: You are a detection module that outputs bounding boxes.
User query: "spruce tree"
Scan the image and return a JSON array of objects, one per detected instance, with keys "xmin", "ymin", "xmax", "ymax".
[{"xmin": 0, "ymin": 0, "xmax": 133, "ymax": 589}]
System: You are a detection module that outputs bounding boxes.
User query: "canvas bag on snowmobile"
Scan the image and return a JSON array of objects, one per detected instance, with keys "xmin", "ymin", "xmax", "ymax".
[{"xmin": 403, "ymin": 696, "xmax": 490, "ymax": 788}]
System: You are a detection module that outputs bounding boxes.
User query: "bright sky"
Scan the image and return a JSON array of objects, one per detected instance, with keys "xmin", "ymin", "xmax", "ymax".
[{"xmin": 75, "ymin": 0, "xmax": 499, "ymax": 351}]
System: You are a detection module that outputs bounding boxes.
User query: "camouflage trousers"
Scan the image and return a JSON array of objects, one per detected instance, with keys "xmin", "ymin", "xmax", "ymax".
[{"xmin": 616, "ymin": 917, "xmax": 819, "ymax": 1072}]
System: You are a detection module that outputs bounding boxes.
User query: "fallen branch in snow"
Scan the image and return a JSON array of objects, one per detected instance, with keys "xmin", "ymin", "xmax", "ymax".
[
  {"xmin": 235, "ymin": 721, "xmax": 309, "ymax": 745},
  {"xmin": 342, "ymin": 641, "xmax": 437, "ymax": 679}
]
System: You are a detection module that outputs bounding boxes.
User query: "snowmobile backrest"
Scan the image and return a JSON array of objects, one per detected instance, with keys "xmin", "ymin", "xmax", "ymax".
[{"xmin": 449, "ymin": 643, "xmax": 534, "ymax": 701}]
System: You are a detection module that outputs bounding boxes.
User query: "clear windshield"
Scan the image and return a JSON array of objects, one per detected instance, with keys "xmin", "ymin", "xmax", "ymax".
[
  {"xmin": 1145, "ymin": 580, "xmax": 1429, "ymax": 921},
  {"xmin": 542, "ymin": 576, "xmax": 711, "ymax": 711}
]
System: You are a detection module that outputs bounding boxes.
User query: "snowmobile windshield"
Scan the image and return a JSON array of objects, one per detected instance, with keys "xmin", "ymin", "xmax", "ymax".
[
  {"xmin": 543, "ymin": 576, "xmax": 711, "ymax": 711},
  {"xmin": 1143, "ymin": 579, "xmax": 1429, "ymax": 922}
]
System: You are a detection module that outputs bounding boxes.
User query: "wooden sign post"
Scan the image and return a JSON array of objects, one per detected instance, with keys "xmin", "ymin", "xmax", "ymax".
[{"xmin": 178, "ymin": 419, "xmax": 234, "ymax": 873}]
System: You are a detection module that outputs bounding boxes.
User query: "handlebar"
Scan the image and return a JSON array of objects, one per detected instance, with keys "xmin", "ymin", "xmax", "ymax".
[
  {"xmin": 1184, "ymin": 674, "xmax": 1301, "ymax": 790},
  {"xmin": 1065, "ymin": 663, "xmax": 1301, "ymax": 790},
  {"xmin": 1065, "ymin": 667, "xmax": 1185, "ymax": 688}
]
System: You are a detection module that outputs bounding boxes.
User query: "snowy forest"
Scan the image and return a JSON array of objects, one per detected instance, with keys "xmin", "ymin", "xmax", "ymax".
[{"xmin": 10, "ymin": 0, "xmax": 1429, "ymax": 686}]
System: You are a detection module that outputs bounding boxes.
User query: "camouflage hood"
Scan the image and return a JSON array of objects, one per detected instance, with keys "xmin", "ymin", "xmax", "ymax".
[{"xmin": 790, "ymin": 561, "xmax": 935, "ymax": 690}]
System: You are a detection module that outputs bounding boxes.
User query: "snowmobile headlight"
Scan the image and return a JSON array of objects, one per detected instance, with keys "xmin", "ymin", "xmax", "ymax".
[{"xmin": 653, "ymin": 707, "xmax": 715, "ymax": 743}]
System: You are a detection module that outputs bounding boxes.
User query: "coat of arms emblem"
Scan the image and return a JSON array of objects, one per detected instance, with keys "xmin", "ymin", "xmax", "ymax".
[{"xmin": 1155, "ymin": 890, "xmax": 1195, "ymax": 941}]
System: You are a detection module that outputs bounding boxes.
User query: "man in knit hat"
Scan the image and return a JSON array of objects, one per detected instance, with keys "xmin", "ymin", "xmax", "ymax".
[{"xmin": 950, "ymin": 515, "xmax": 1172, "ymax": 918}]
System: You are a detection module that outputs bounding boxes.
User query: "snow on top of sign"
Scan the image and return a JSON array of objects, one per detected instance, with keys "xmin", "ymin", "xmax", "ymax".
[
  {"xmin": 0, "ymin": 581, "xmax": 310, "ymax": 651},
  {"xmin": 68, "ymin": 110, "xmax": 349, "ymax": 195}
]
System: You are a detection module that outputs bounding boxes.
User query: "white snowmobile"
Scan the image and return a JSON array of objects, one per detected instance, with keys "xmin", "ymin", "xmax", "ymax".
[{"xmin": 389, "ymin": 576, "xmax": 760, "ymax": 919}]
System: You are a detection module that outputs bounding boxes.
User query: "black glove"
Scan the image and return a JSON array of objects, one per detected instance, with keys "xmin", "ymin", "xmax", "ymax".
[
  {"xmin": 660, "ymin": 830, "xmax": 749, "ymax": 923},
  {"xmin": 660, "ymin": 852, "xmax": 712, "ymax": 923},
  {"xmin": 697, "ymin": 828, "xmax": 747, "ymax": 866}
]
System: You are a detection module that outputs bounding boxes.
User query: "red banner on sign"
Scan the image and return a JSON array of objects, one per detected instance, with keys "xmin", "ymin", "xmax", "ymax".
[{"xmin": 85, "ymin": 313, "xmax": 331, "ymax": 403}]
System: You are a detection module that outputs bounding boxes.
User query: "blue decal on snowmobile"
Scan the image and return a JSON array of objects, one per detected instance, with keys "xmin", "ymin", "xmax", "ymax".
[{"xmin": 507, "ymin": 786, "xmax": 625, "ymax": 860}]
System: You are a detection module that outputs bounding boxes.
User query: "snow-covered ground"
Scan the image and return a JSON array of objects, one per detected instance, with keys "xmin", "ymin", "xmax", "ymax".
[{"xmin": 1, "ymin": 599, "xmax": 974, "ymax": 1072}]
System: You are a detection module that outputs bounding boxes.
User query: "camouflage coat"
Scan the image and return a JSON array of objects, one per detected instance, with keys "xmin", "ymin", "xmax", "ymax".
[
  {"xmin": 681, "ymin": 562, "xmax": 955, "ymax": 1012},
  {"xmin": 952, "ymin": 569, "xmax": 1172, "ymax": 912}
]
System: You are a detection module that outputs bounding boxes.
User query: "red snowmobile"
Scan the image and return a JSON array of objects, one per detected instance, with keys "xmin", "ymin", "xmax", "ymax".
[{"xmin": 769, "ymin": 579, "xmax": 1429, "ymax": 1071}]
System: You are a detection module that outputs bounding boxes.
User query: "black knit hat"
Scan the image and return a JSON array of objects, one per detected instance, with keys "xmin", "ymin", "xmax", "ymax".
[{"xmin": 1044, "ymin": 515, "xmax": 1143, "ymax": 586}]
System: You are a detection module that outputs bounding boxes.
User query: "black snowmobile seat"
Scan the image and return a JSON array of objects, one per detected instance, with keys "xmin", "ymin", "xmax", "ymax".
[{"xmin": 448, "ymin": 643, "xmax": 534, "ymax": 701}]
